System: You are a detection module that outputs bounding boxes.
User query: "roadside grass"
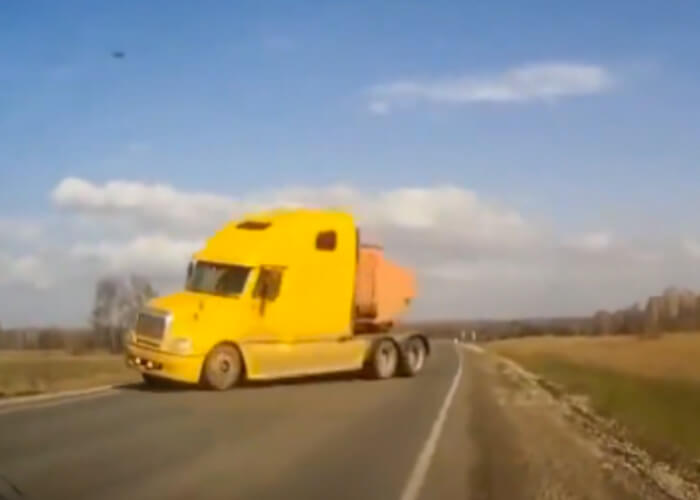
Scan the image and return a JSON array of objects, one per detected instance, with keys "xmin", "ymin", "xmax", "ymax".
[
  {"xmin": 0, "ymin": 350, "xmax": 139, "ymax": 397},
  {"xmin": 488, "ymin": 334, "xmax": 700, "ymax": 470},
  {"xmin": 488, "ymin": 334, "xmax": 700, "ymax": 382}
]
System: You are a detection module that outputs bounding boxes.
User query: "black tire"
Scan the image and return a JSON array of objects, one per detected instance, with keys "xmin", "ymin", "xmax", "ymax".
[
  {"xmin": 141, "ymin": 373, "xmax": 166, "ymax": 387},
  {"xmin": 398, "ymin": 337, "xmax": 427, "ymax": 377},
  {"xmin": 365, "ymin": 338, "xmax": 399, "ymax": 379},
  {"xmin": 201, "ymin": 344, "xmax": 243, "ymax": 390}
]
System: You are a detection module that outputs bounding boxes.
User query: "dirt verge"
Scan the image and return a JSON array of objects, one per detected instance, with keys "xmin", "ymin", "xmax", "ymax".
[{"xmin": 485, "ymin": 349, "xmax": 700, "ymax": 500}]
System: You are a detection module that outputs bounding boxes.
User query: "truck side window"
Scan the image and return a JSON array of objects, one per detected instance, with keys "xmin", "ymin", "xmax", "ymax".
[
  {"xmin": 253, "ymin": 268, "xmax": 283, "ymax": 301},
  {"xmin": 316, "ymin": 230, "xmax": 337, "ymax": 251}
]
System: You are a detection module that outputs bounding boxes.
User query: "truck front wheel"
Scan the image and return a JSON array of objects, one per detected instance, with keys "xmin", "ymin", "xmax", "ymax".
[
  {"xmin": 202, "ymin": 344, "xmax": 243, "ymax": 390},
  {"xmin": 366, "ymin": 339, "xmax": 398, "ymax": 379}
]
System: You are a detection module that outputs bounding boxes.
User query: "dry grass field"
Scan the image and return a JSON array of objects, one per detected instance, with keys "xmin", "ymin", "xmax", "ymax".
[
  {"xmin": 0, "ymin": 350, "xmax": 139, "ymax": 397},
  {"xmin": 487, "ymin": 333, "xmax": 700, "ymax": 473},
  {"xmin": 489, "ymin": 333, "xmax": 700, "ymax": 382}
]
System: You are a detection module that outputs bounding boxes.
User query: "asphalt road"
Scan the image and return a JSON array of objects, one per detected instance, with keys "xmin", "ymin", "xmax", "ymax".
[
  {"xmin": 0, "ymin": 342, "xmax": 667, "ymax": 500},
  {"xmin": 0, "ymin": 342, "xmax": 463, "ymax": 500}
]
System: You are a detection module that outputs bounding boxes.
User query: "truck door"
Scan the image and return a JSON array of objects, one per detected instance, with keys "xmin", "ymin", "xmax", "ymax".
[
  {"xmin": 248, "ymin": 263, "xmax": 364, "ymax": 377},
  {"xmin": 249, "ymin": 266, "xmax": 303, "ymax": 375}
]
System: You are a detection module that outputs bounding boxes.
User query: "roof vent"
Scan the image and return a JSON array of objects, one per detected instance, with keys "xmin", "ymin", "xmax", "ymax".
[{"xmin": 236, "ymin": 221, "xmax": 271, "ymax": 230}]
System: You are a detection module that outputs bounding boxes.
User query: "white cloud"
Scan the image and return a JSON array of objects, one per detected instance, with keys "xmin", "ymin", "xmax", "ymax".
[
  {"xmin": 564, "ymin": 231, "xmax": 613, "ymax": 253},
  {"xmin": 561, "ymin": 232, "xmax": 663, "ymax": 265},
  {"xmin": 368, "ymin": 62, "xmax": 613, "ymax": 113},
  {"xmin": 51, "ymin": 178, "xmax": 536, "ymax": 257},
  {"xmin": 2, "ymin": 176, "xmax": 698, "ymax": 326},
  {"xmin": 0, "ymin": 252, "xmax": 51, "ymax": 289},
  {"xmin": 682, "ymin": 238, "xmax": 700, "ymax": 259},
  {"xmin": 52, "ymin": 177, "xmax": 235, "ymax": 230},
  {"xmin": 0, "ymin": 217, "xmax": 42, "ymax": 242},
  {"xmin": 424, "ymin": 258, "xmax": 546, "ymax": 283},
  {"xmin": 70, "ymin": 235, "xmax": 203, "ymax": 277}
]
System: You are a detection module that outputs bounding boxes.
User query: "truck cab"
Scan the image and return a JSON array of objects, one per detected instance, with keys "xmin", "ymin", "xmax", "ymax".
[{"xmin": 125, "ymin": 209, "xmax": 427, "ymax": 389}]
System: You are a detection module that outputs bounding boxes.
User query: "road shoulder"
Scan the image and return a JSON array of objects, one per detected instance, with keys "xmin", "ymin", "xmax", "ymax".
[{"xmin": 422, "ymin": 346, "xmax": 681, "ymax": 500}]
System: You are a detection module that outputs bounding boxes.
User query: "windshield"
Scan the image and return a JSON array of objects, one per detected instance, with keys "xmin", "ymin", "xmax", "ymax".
[{"xmin": 186, "ymin": 262, "xmax": 251, "ymax": 296}]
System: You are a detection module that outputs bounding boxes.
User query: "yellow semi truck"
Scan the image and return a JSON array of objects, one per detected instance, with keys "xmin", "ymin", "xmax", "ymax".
[{"xmin": 125, "ymin": 208, "xmax": 428, "ymax": 390}]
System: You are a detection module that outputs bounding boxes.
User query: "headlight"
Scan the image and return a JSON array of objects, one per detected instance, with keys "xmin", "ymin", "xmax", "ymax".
[{"xmin": 170, "ymin": 337, "xmax": 193, "ymax": 355}]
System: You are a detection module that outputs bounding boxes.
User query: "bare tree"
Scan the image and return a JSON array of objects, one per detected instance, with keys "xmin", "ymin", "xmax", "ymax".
[
  {"xmin": 592, "ymin": 310, "xmax": 613, "ymax": 335},
  {"xmin": 677, "ymin": 290, "xmax": 697, "ymax": 331},
  {"xmin": 643, "ymin": 296, "xmax": 663, "ymax": 337},
  {"xmin": 91, "ymin": 275, "xmax": 158, "ymax": 352},
  {"xmin": 662, "ymin": 287, "xmax": 681, "ymax": 321},
  {"xmin": 620, "ymin": 303, "xmax": 645, "ymax": 334}
]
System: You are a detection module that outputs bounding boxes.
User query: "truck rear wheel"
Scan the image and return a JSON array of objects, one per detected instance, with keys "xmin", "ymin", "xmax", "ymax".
[
  {"xmin": 202, "ymin": 344, "xmax": 242, "ymax": 390},
  {"xmin": 366, "ymin": 339, "xmax": 398, "ymax": 379},
  {"xmin": 398, "ymin": 337, "xmax": 427, "ymax": 377}
]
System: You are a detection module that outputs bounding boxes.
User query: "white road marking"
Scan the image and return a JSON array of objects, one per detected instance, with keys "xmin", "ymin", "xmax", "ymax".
[
  {"xmin": 399, "ymin": 344, "xmax": 463, "ymax": 500},
  {"xmin": 0, "ymin": 385, "xmax": 122, "ymax": 416}
]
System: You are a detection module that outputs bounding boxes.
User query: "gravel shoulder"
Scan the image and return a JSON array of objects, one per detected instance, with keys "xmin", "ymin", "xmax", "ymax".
[{"xmin": 441, "ymin": 346, "xmax": 697, "ymax": 500}]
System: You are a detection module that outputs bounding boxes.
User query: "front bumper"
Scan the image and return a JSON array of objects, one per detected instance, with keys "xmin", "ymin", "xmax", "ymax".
[{"xmin": 125, "ymin": 343, "xmax": 204, "ymax": 384}]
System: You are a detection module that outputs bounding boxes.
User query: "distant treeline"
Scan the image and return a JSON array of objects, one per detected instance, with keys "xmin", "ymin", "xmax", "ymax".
[
  {"xmin": 407, "ymin": 318, "xmax": 588, "ymax": 341},
  {"xmin": 409, "ymin": 286, "xmax": 700, "ymax": 341},
  {"xmin": 0, "ymin": 327, "xmax": 98, "ymax": 353},
  {"xmin": 2, "ymin": 285, "xmax": 699, "ymax": 351},
  {"xmin": 589, "ymin": 287, "xmax": 700, "ymax": 336}
]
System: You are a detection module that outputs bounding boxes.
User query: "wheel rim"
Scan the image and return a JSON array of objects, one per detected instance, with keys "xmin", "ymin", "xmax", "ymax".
[
  {"xmin": 407, "ymin": 341, "xmax": 425, "ymax": 371},
  {"xmin": 376, "ymin": 343, "xmax": 397, "ymax": 377},
  {"xmin": 209, "ymin": 351, "xmax": 236, "ymax": 387},
  {"xmin": 219, "ymin": 358, "xmax": 231, "ymax": 373}
]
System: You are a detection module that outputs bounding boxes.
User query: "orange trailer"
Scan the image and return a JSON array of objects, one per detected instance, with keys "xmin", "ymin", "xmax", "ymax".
[{"xmin": 354, "ymin": 244, "xmax": 416, "ymax": 332}]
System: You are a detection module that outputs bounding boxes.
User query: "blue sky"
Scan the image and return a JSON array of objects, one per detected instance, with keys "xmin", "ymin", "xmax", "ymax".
[{"xmin": 2, "ymin": 1, "xmax": 700, "ymax": 325}]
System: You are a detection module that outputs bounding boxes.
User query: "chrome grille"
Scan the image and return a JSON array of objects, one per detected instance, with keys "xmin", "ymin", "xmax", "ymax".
[{"xmin": 135, "ymin": 311, "xmax": 167, "ymax": 341}]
